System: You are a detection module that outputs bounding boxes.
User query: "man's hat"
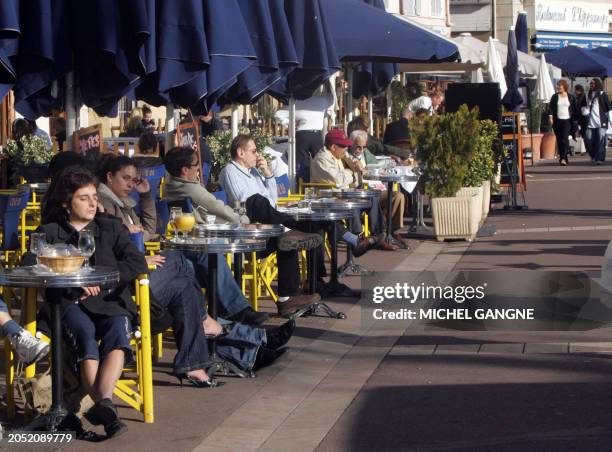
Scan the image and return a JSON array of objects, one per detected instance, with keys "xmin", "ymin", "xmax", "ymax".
[{"xmin": 325, "ymin": 129, "xmax": 353, "ymax": 148}]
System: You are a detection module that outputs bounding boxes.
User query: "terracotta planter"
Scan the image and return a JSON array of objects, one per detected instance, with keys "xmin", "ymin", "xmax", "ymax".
[
  {"xmin": 523, "ymin": 133, "xmax": 542, "ymax": 164},
  {"xmin": 540, "ymin": 132, "xmax": 557, "ymax": 159}
]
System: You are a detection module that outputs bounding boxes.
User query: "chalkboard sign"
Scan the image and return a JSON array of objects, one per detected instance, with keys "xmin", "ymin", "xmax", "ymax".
[
  {"xmin": 500, "ymin": 138, "xmax": 517, "ymax": 186},
  {"xmin": 501, "ymin": 115, "xmax": 518, "ymax": 135},
  {"xmin": 72, "ymin": 124, "xmax": 105, "ymax": 161},
  {"xmin": 175, "ymin": 121, "xmax": 204, "ymax": 186}
]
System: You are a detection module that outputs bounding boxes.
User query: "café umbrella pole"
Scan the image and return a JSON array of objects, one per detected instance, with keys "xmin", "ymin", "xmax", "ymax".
[
  {"xmin": 231, "ymin": 104, "xmax": 239, "ymax": 138},
  {"xmin": 65, "ymin": 72, "xmax": 76, "ymax": 152},
  {"xmin": 288, "ymin": 97, "xmax": 296, "ymax": 193}
]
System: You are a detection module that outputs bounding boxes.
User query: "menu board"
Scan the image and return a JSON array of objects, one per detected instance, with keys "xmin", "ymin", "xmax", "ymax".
[
  {"xmin": 175, "ymin": 120, "xmax": 204, "ymax": 186},
  {"xmin": 72, "ymin": 124, "xmax": 105, "ymax": 160},
  {"xmin": 499, "ymin": 113, "xmax": 525, "ymax": 190}
]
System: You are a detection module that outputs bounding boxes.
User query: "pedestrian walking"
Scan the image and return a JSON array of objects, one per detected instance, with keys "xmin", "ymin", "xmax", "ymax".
[
  {"xmin": 548, "ymin": 79, "xmax": 576, "ymax": 166},
  {"xmin": 578, "ymin": 78, "xmax": 611, "ymax": 164}
]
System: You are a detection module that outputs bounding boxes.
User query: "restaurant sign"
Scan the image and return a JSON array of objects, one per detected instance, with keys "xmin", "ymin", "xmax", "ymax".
[
  {"xmin": 534, "ymin": 0, "xmax": 610, "ymax": 34},
  {"xmin": 532, "ymin": 31, "xmax": 612, "ymax": 50}
]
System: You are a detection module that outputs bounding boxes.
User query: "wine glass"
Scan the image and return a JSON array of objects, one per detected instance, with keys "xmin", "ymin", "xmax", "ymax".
[
  {"xmin": 29, "ymin": 233, "xmax": 47, "ymax": 266},
  {"xmin": 78, "ymin": 230, "xmax": 96, "ymax": 270},
  {"xmin": 169, "ymin": 207, "xmax": 183, "ymax": 241}
]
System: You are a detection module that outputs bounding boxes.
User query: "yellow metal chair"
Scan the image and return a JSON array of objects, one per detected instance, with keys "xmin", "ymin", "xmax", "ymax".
[{"xmin": 114, "ymin": 274, "xmax": 154, "ymax": 423}]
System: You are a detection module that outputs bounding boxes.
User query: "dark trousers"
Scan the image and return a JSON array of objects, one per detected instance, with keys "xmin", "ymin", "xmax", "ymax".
[
  {"xmin": 296, "ymin": 130, "xmax": 323, "ymax": 183},
  {"xmin": 246, "ymin": 194, "xmax": 300, "ymax": 296},
  {"xmin": 553, "ymin": 119, "xmax": 571, "ymax": 161}
]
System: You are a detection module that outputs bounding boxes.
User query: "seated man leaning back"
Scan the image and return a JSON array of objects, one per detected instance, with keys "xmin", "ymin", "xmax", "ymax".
[{"xmin": 163, "ymin": 145, "xmax": 321, "ymax": 318}]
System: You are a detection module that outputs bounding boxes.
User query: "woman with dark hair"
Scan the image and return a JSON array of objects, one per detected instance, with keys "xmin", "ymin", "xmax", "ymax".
[
  {"xmin": 578, "ymin": 78, "xmax": 611, "ymax": 164},
  {"xmin": 96, "ymin": 154, "xmax": 292, "ymax": 371},
  {"xmin": 40, "ymin": 166, "xmax": 149, "ymax": 438},
  {"xmin": 548, "ymin": 79, "xmax": 576, "ymax": 166}
]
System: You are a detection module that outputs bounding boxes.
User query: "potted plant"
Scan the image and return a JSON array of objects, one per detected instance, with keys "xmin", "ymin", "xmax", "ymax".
[
  {"xmin": 539, "ymin": 105, "xmax": 557, "ymax": 159},
  {"xmin": 4, "ymin": 134, "xmax": 53, "ymax": 183},
  {"xmin": 205, "ymin": 126, "xmax": 274, "ymax": 192},
  {"xmin": 526, "ymin": 98, "xmax": 543, "ymax": 163},
  {"xmin": 411, "ymin": 105, "xmax": 481, "ymax": 241},
  {"xmin": 460, "ymin": 119, "xmax": 500, "ymax": 221}
]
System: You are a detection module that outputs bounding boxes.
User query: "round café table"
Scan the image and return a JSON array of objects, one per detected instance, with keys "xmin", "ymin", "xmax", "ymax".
[
  {"xmin": 317, "ymin": 189, "xmax": 379, "ymax": 276},
  {"xmin": 373, "ymin": 173, "xmax": 419, "ymax": 247},
  {"xmin": 161, "ymin": 237, "xmax": 266, "ymax": 378},
  {"xmin": 282, "ymin": 206, "xmax": 355, "ymax": 310},
  {"xmin": 194, "ymin": 224, "xmax": 284, "ymax": 286},
  {"xmin": 0, "ymin": 266, "xmax": 119, "ymax": 432}
]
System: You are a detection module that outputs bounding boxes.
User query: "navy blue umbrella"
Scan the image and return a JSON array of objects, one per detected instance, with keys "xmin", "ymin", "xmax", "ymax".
[
  {"xmin": 546, "ymin": 46, "xmax": 612, "ymax": 78},
  {"xmin": 219, "ymin": 0, "xmax": 299, "ymax": 105},
  {"xmin": 322, "ymin": 0, "xmax": 459, "ymax": 63},
  {"xmin": 514, "ymin": 12, "xmax": 528, "ymax": 54},
  {"xmin": 352, "ymin": 0, "xmax": 398, "ymax": 99},
  {"xmin": 592, "ymin": 46, "xmax": 612, "ymax": 60},
  {"xmin": 0, "ymin": 0, "xmax": 19, "ymax": 100},
  {"xmin": 502, "ymin": 28, "xmax": 524, "ymax": 112},
  {"xmin": 268, "ymin": 0, "xmax": 340, "ymax": 102}
]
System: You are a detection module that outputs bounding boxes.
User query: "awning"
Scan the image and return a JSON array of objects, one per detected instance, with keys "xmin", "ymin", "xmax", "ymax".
[{"xmin": 532, "ymin": 31, "xmax": 612, "ymax": 51}]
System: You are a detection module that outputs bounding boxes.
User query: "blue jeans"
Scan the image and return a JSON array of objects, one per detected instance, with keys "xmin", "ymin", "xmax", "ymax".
[
  {"xmin": 150, "ymin": 251, "xmax": 249, "ymax": 319},
  {"xmin": 585, "ymin": 127, "xmax": 607, "ymax": 162},
  {"xmin": 217, "ymin": 319, "xmax": 265, "ymax": 371},
  {"xmin": 182, "ymin": 251, "xmax": 250, "ymax": 318},
  {"xmin": 63, "ymin": 304, "xmax": 134, "ymax": 365}
]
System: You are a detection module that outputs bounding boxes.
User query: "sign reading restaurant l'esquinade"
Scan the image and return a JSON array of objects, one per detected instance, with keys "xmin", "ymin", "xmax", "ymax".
[{"xmin": 534, "ymin": 0, "xmax": 610, "ymax": 34}]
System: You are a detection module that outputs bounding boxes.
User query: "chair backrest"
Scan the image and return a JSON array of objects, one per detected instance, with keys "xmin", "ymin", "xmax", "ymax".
[
  {"xmin": 167, "ymin": 197, "xmax": 194, "ymax": 213},
  {"xmin": 0, "ymin": 189, "xmax": 30, "ymax": 251},
  {"xmin": 276, "ymin": 174, "xmax": 290, "ymax": 197},
  {"xmin": 155, "ymin": 199, "xmax": 169, "ymax": 236},
  {"xmin": 17, "ymin": 164, "xmax": 49, "ymax": 183},
  {"xmin": 139, "ymin": 165, "xmax": 166, "ymax": 201},
  {"xmin": 212, "ymin": 190, "xmax": 227, "ymax": 205},
  {"xmin": 129, "ymin": 231, "xmax": 145, "ymax": 253},
  {"xmin": 202, "ymin": 162, "xmax": 211, "ymax": 186}
]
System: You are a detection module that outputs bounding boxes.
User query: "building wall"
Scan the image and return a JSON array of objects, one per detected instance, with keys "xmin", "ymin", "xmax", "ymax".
[{"xmin": 385, "ymin": 0, "xmax": 452, "ymax": 35}]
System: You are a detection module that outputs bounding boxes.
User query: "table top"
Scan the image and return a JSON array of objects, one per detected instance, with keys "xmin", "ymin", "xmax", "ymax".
[
  {"xmin": 161, "ymin": 237, "xmax": 267, "ymax": 253},
  {"xmin": 374, "ymin": 173, "xmax": 419, "ymax": 183},
  {"xmin": 305, "ymin": 198, "xmax": 371, "ymax": 211},
  {"xmin": 193, "ymin": 223, "xmax": 285, "ymax": 239},
  {"xmin": 18, "ymin": 182, "xmax": 50, "ymax": 194},
  {"xmin": 0, "ymin": 266, "xmax": 119, "ymax": 288},
  {"xmin": 278, "ymin": 207, "xmax": 352, "ymax": 222},
  {"xmin": 317, "ymin": 189, "xmax": 379, "ymax": 199}
]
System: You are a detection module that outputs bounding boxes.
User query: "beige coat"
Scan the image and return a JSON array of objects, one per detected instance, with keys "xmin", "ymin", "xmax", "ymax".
[
  {"xmin": 97, "ymin": 183, "xmax": 159, "ymax": 241},
  {"xmin": 310, "ymin": 148, "xmax": 356, "ymax": 189},
  {"xmin": 163, "ymin": 176, "xmax": 248, "ymax": 225}
]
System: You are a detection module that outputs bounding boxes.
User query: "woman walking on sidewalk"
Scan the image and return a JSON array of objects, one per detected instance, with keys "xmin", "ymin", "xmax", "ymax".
[{"xmin": 548, "ymin": 79, "xmax": 576, "ymax": 166}]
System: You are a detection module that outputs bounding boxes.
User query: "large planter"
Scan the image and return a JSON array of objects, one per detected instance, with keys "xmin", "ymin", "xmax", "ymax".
[
  {"xmin": 456, "ymin": 185, "xmax": 484, "ymax": 222},
  {"xmin": 481, "ymin": 180, "xmax": 491, "ymax": 218},
  {"xmin": 17, "ymin": 163, "xmax": 49, "ymax": 183},
  {"xmin": 540, "ymin": 132, "xmax": 557, "ymax": 159},
  {"xmin": 523, "ymin": 133, "xmax": 543, "ymax": 165},
  {"xmin": 431, "ymin": 192, "xmax": 481, "ymax": 242}
]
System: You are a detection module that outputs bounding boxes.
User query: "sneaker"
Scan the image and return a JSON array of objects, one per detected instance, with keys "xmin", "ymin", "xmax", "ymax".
[
  {"xmin": 227, "ymin": 306, "xmax": 269, "ymax": 325},
  {"xmin": 277, "ymin": 294, "xmax": 320, "ymax": 317},
  {"xmin": 265, "ymin": 319, "xmax": 296, "ymax": 350},
  {"xmin": 278, "ymin": 231, "xmax": 322, "ymax": 251},
  {"xmin": 9, "ymin": 330, "xmax": 50, "ymax": 365}
]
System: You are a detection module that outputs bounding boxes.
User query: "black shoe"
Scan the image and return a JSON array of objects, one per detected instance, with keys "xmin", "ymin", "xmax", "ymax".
[
  {"xmin": 265, "ymin": 319, "xmax": 296, "ymax": 350},
  {"xmin": 352, "ymin": 236, "xmax": 378, "ymax": 257},
  {"xmin": 253, "ymin": 347, "xmax": 286, "ymax": 370},
  {"xmin": 84, "ymin": 398, "xmax": 119, "ymax": 427},
  {"xmin": 228, "ymin": 306, "xmax": 269, "ymax": 325},
  {"xmin": 277, "ymin": 294, "xmax": 320, "ymax": 317},
  {"xmin": 176, "ymin": 374, "xmax": 223, "ymax": 388},
  {"xmin": 105, "ymin": 419, "xmax": 128, "ymax": 439}
]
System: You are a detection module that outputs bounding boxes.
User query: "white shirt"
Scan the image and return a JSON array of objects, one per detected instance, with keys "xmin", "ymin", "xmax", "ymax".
[
  {"xmin": 587, "ymin": 93, "xmax": 603, "ymax": 129},
  {"xmin": 556, "ymin": 95, "xmax": 570, "ymax": 120},
  {"xmin": 275, "ymin": 95, "xmax": 335, "ymax": 131},
  {"xmin": 408, "ymin": 96, "xmax": 433, "ymax": 115}
]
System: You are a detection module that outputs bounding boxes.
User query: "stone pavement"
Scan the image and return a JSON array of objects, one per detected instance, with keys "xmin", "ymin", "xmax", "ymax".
[{"xmin": 3, "ymin": 152, "xmax": 612, "ymax": 451}]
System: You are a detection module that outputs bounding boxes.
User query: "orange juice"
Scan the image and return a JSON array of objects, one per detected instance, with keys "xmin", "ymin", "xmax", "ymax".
[{"xmin": 175, "ymin": 214, "xmax": 196, "ymax": 233}]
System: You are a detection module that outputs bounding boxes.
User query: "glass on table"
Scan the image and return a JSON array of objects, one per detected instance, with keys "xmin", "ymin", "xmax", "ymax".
[
  {"xmin": 29, "ymin": 233, "xmax": 48, "ymax": 265},
  {"xmin": 175, "ymin": 212, "xmax": 196, "ymax": 240},
  {"xmin": 169, "ymin": 207, "xmax": 183, "ymax": 241},
  {"xmin": 78, "ymin": 230, "xmax": 96, "ymax": 270}
]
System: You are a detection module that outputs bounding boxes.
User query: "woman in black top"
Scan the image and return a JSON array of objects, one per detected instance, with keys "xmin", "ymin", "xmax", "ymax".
[
  {"xmin": 548, "ymin": 79, "xmax": 576, "ymax": 166},
  {"xmin": 41, "ymin": 166, "xmax": 148, "ymax": 438}
]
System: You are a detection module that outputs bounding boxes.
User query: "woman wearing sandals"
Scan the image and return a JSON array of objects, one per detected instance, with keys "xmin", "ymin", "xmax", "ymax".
[
  {"xmin": 41, "ymin": 167, "xmax": 220, "ymax": 438},
  {"xmin": 548, "ymin": 79, "xmax": 576, "ymax": 166}
]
